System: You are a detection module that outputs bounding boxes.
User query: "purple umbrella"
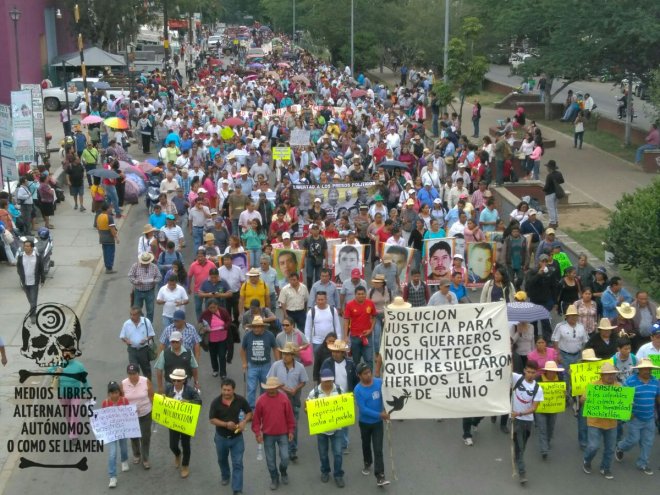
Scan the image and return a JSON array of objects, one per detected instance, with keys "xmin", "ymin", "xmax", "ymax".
[
  {"xmin": 248, "ymin": 63, "xmax": 264, "ymax": 69},
  {"xmin": 123, "ymin": 178, "xmax": 140, "ymax": 204}
]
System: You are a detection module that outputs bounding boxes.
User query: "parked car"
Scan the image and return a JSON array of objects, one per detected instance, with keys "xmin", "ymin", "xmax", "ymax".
[{"xmin": 43, "ymin": 78, "xmax": 129, "ymax": 111}]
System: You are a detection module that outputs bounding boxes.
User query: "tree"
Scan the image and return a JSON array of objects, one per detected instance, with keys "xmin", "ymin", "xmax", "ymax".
[
  {"xmin": 605, "ymin": 180, "xmax": 660, "ymax": 298},
  {"xmin": 649, "ymin": 68, "xmax": 660, "ymax": 124},
  {"xmin": 436, "ymin": 18, "xmax": 488, "ymax": 125}
]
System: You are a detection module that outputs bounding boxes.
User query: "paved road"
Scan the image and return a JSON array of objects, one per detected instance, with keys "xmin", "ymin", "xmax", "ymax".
[
  {"xmin": 4, "ymin": 202, "xmax": 660, "ymax": 495},
  {"xmin": 487, "ymin": 65, "xmax": 656, "ymax": 130}
]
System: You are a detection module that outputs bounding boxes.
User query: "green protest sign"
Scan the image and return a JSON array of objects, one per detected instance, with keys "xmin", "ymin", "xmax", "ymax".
[
  {"xmin": 582, "ymin": 384, "xmax": 634, "ymax": 421},
  {"xmin": 649, "ymin": 355, "xmax": 660, "ymax": 379}
]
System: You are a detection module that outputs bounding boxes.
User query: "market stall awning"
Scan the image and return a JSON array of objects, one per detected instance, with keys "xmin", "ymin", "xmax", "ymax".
[{"xmin": 50, "ymin": 47, "xmax": 126, "ymax": 68}]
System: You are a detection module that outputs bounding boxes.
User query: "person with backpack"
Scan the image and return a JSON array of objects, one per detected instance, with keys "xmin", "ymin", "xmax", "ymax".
[
  {"xmin": 300, "ymin": 224, "xmax": 327, "ymax": 289},
  {"xmin": 511, "ymin": 360, "xmax": 544, "ymax": 485},
  {"xmin": 239, "ymin": 268, "xmax": 270, "ymax": 318},
  {"xmin": 403, "ymin": 269, "xmax": 429, "ymax": 307},
  {"xmin": 304, "ymin": 291, "xmax": 343, "ymax": 353},
  {"xmin": 306, "ymin": 368, "xmax": 346, "ymax": 487}
]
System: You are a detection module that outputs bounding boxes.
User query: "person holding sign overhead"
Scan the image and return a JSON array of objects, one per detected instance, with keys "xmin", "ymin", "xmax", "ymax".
[
  {"xmin": 535, "ymin": 361, "xmax": 565, "ymax": 460},
  {"xmin": 614, "ymin": 358, "xmax": 660, "ymax": 476},
  {"xmin": 165, "ymin": 368, "xmax": 202, "ymax": 479},
  {"xmin": 306, "ymin": 368, "xmax": 346, "ymax": 487},
  {"xmin": 580, "ymin": 362, "xmax": 620, "ymax": 480}
]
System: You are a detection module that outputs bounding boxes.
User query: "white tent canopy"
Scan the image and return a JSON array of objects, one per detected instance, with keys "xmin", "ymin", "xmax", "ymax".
[{"xmin": 51, "ymin": 47, "xmax": 126, "ymax": 67}]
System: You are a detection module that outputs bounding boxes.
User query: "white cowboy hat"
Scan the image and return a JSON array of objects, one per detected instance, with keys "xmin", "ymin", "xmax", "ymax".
[
  {"xmin": 387, "ymin": 296, "xmax": 411, "ymax": 310},
  {"xmin": 616, "ymin": 302, "xmax": 636, "ymax": 319},
  {"xmin": 169, "ymin": 368, "xmax": 187, "ymax": 381},
  {"xmin": 541, "ymin": 360, "xmax": 564, "ymax": 372}
]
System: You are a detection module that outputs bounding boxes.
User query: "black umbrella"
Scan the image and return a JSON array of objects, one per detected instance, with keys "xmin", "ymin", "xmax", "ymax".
[
  {"xmin": 379, "ymin": 160, "xmax": 408, "ymax": 170},
  {"xmin": 88, "ymin": 168, "xmax": 119, "ymax": 179}
]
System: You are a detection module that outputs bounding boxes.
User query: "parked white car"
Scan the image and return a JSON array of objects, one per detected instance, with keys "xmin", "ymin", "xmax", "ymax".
[{"xmin": 43, "ymin": 77, "xmax": 129, "ymax": 111}]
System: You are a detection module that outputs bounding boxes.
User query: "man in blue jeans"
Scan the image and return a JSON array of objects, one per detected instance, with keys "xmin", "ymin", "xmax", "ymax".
[
  {"xmin": 344, "ymin": 286, "xmax": 376, "ymax": 370},
  {"xmin": 209, "ymin": 378, "xmax": 252, "ymax": 495},
  {"xmin": 615, "ymin": 358, "xmax": 660, "ymax": 475},
  {"xmin": 581, "ymin": 362, "xmax": 620, "ymax": 480},
  {"xmin": 306, "ymin": 369, "xmax": 346, "ymax": 487},
  {"xmin": 251, "ymin": 377, "xmax": 295, "ymax": 491},
  {"xmin": 354, "ymin": 362, "xmax": 390, "ymax": 487},
  {"xmin": 240, "ymin": 315, "xmax": 277, "ymax": 410}
]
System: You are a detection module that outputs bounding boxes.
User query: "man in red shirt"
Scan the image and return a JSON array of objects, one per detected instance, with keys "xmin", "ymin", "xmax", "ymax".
[
  {"xmin": 251, "ymin": 377, "xmax": 296, "ymax": 490},
  {"xmin": 344, "ymin": 286, "xmax": 377, "ymax": 370},
  {"xmin": 372, "ymin": 140, "xmax": 388, "ymax": 165},
  {"xmin": 188, "ymin": 247, "xmax": 216, "ymax": 320}
]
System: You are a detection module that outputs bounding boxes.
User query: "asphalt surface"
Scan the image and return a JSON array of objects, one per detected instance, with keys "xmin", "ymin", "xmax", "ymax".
[
  {"xmin": 2, "ymin": 55, "xmax": 659, "ymax": 495},
  {"xmin": 487, "ymin": 65, "xmax": 656, "ymax": 130}
]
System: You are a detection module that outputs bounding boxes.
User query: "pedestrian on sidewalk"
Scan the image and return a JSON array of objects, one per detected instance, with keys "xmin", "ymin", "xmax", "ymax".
[
  {"xmin": 472, "ymin": 99, "xmax": 481, "ymax": 138},
  {"xmin": 542, "ymin": 160, "xmax": 564, "ymax": 229},
  {"xmin": 251, "ymin": 376, "xmax": 296, "ymax": 491},
  {"xmin": 65, "ymin": 157, "xmax": 86, "ymax": 211},
  {"xmin": 103, "ymin": 381, "xmax": 130, "ymax": 489},
  {"xmin": 574, "ymin": 111, "xmax": 585, "ymax": 149},
  {"xmin": 96, "ymin": 203, "xmax": 119, "ymax": 273},
  {"xmin": 16, "ymin": 238, "xmax": 45, "ymax": 321}
]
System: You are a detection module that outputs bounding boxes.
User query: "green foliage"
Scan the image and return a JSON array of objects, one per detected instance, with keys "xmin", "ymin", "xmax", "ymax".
[
  {"xmin": 648, "ymin": 68, "xmax": 660, "ymax": 124},
  {"xmin": 606, "ymin": 180, "xmax": 660, "ymax": 295},
  {"xmin": 431, "ymin": 82, "xmax": 455, "ymax": 108}
]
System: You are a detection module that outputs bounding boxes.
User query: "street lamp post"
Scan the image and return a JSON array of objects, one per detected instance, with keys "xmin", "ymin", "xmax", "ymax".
[
  {"xmin": 9, "ymin": 6, "xmax": 21, "ymax": 88},
  {"xmin": 443, "ymin": 0, "xmax": 449, "ymax": 84},
  {"xmin": 74, "ymin": 4, "xmax": 89, "ymax": 107},
  {"xmin": 350, "ymin": 0, "xmax": 354, "ymax": 77},
  {"xmin": 292, "ymin": 0, "xmax": 296, "ymax": 44}
]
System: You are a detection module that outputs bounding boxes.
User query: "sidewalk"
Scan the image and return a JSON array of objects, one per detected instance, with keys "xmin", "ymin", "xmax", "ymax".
[
  {"xmin": 368, "ymin": 66, "xmax": 655, "ymax": 211},
  {"xmin": 0, "ymin": 148, "xmax": 137, "ymax": 492}
]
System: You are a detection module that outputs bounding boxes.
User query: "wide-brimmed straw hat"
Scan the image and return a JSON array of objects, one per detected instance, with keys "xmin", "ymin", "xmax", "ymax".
[
  {"xmin": 616, "ymin": 302, "xmax": 636, "ymax": 319},
  {"xmin": 632, "ymin": 358, "xmax": 660, "ymax": 370},
  {"xmin": 328, "ymin": 340, "xmax": 349, "ymax": 352},
  {"xmin": 581, "ymin": 349, "xmax": 600, "ymax": 362},
  {"xmin": 261, "ymin": 376, "xmax": 282, "ymax": 389},
  {"xmin": 597, "ymin": 317, "xmax": 617, "ymax": 331},
  {"xmin": 541, "ymin": 360, "xmax": 564, "ymax": 372},
  {"xmin": 387, "ymin": 296, "xmax": 411, "ymax": 310}
]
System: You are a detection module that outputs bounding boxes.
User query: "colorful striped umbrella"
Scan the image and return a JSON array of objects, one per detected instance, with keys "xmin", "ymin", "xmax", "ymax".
[{"xmin": 103, "ymin": 117, "xmax": 129, "ymax": 130}]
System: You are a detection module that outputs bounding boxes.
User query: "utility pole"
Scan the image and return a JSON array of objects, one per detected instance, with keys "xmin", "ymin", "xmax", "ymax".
[
  {"xmin": 74, "ymin": 4, "xmax": 89, "ymax": 107},
  {"xmin": 350, "ymin": 0, "xmax": 354, "ymax": 77},
  {"xmin": 163, "ymin": 0, "xmax": 170, "ymax": 81},
  {"xmin": 292, "ymin": 0, "xmax": 296, "ymax": 44},
  {"xmin": 443, "ymin": 0, "xmax": 449, "ymax": 84}
]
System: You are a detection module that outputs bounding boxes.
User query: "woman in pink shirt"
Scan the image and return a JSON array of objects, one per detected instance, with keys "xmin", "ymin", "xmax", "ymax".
[
  {"xmin": 199, "ymin": 299, "xmax": 232, "ymax": 377},
  {"xmin": 121, "ymin": 366, "xmax": 154, "ymax": 469},
  {"xmin": 463, "ymin": 218, "xmax": 485, "ymax": 242},
  {"xmin": 203, "ymin": 175, "xmax": 218, "ymax": 209},
  {"xmin": 527, "ymin": 335, "xmax": 558, "ymax": 377}
]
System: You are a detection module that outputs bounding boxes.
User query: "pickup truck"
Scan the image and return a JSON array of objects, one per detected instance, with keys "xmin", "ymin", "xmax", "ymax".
[{"xmin": 42, "ymin": 77, "xmax": 130, "ymax": 111}]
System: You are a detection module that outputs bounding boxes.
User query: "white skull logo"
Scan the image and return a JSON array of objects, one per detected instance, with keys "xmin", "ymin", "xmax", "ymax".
[{"xmin": 20, "ymin": 303, "xmax": 81, "ymax": 367}]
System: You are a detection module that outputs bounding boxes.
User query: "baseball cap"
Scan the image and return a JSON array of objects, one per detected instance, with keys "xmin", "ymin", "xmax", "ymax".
[
  {"xmin": 439, "ymin": 278, "xmax": 451, "ymax": 287},
  {"xmin": 351, "ymin": 268, "xmax": 361, "ymax": 278},
  {"xmin": 282, "ymin": 232, "xmax": 291, "ymax": 239},
  {"xmin": 169, "ymin": 330, "xmax": 183, "ymax": 342},
  {"xmin": 527, "ymin": 209, "xmax": 537, "ymax": 216},
  {"xmin": 546, "ymin": 228, "xmax": 556, "ymax": 235},
  {"xmin": 356, "ymin": 362, "xmax": 371, "ymax": 375},
  {"xmin": 198, "ymin": 187, "xmax": 207, "ymax": 193},
  {"xmin": 166, "ymin": 214, "xmax": 175, "ymax": 220},
  {"xmin": 126, "ymin": 364, "xmax": 139, "ymax": 374},
  {"xmin": 172, "ymin": 310, "xmax": 186, "ymax": 321},
  {"xmin": 320, "ymin": 368, "xmax": 335, "ymax": 381},
  {"xmin": 433, "ymin": 198, "xmax": 442, "ymax": 204}
]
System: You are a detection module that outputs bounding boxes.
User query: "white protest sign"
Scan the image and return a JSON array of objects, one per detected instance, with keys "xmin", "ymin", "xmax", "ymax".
[
  {"xmin": 381, "ymin": 302, "xmax": 511, "ymax": 419},
  {"xmin": 289, "ymin": 129, "xmax": 311, "ymax": 146},
  {"xmin": 90, "ymin": 404, "xmax": 142, "ymax": 443}
]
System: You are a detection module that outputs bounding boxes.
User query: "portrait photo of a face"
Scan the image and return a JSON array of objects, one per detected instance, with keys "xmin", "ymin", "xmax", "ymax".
[
  {"xmin": 276, "ymin": 249, "xmax": 300, "ymax": 280},
  {"xmin": 427, "ymin": 239, "xmax": 453, "ymax": 283},
  {"xmin": 383, "ymin": 245, "xmax": 410, "ymax": 282},
  {"xmin": 334, "ymin": 244, "xmax": 363, "ymax": 284},
  {"xmin": 467, "ymin": 242, "xmax": 495, "ymax": 285},
  {"xmin": 231, "ymin": 252, "xmax": 249, "ymax": 275}
]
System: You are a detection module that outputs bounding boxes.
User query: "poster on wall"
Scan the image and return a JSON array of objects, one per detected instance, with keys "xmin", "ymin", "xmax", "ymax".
[
  {"xmin": 0, "ymin": 104, "xmax": 17, "ymax": 184},
  {"xmin": 466, "ymin": 241, "xmax": 497, "ymax": 287},
  {"xmin": 10, "ymin": 90, "xmax": 34, "ymax": 163},
  {"xmin": 424, "ymin": 237, "xmax": 455, "ymax": 285},
  {"xmin": 21, "ymin": 84, "xmax": 46, "ymax": 154}
]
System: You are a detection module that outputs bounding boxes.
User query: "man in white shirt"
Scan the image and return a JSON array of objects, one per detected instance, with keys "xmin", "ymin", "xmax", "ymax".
[
  {"xmin": 304, "ymin": 292, "xmax": 342, "ymax": 352},
  {"xmin": 17, "ymin": 239, "xmax": 45, "ymax": 322},
  {"xmin": 428, "ymin": 279, "xmax": 458, "ymax": 306},
  {"xmin": 636, "ymin": 326, "xmax": 660, "ymax": 359},
  {"xmin": 238, "ymin": 201, "xmax": 262, "ymax": 233},
  {"xmin": 160, "ymin": 173, "xmax": 179, "ymax": 201},
  {"xmin": 385, "ymin": 128, "xmax": 401, "ymax": 157},
  {"xmin": 156, "ymin": 276, "xmax": 189, "ymax": 328},
  {"xmin": 161, "ymin": 215, "xmax": 185, "ymax": 250},
  {"xmin": 551, "ymin": 304, "xmax": 589, "ymax": 393}
]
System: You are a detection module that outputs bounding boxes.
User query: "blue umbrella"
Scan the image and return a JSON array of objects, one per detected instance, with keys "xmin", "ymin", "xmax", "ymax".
[
  {"xmin": 380, "ymin": 160, "xmax": 408, "ymax": 170},
  {"xmin": 506, "ymin": 302, "xmax": 550, "ymax": 322},
  {"xmin": 145, "ymin": 158, "xmax": 159, "ymax": 166}
]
